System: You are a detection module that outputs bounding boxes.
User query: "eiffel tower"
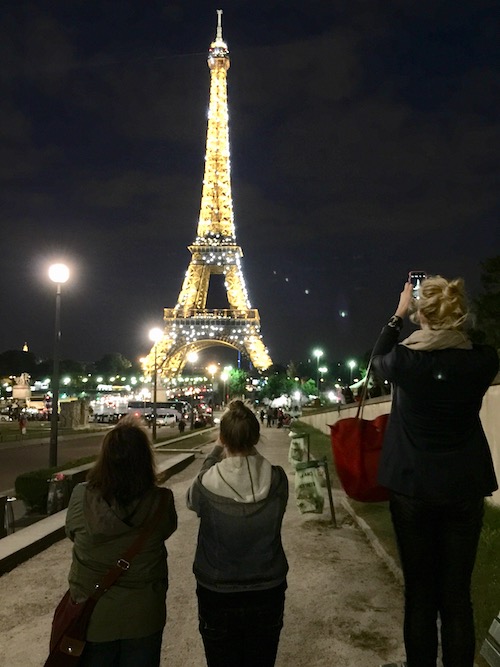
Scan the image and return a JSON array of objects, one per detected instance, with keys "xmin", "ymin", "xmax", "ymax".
[{"xmin": 145, "ymin": 10, "xmax": 273, "ymax": 378}]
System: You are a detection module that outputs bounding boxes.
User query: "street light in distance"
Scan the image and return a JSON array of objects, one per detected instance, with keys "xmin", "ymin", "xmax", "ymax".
[
  {"xmin": 348, "ymin": 359, "xmax": 357, "ymax": 384},
  {"xmin": 48, "ymin": 262, "xmax": 70, "ymax": 468},
  {"xmin": 149, "ymin": 327, "xmax": 163, "ymax": 442},
  {"xmin": 186, "ymin": 350, "xmax": 199, "ymax": 429},
  {"xmin": 312, "ymin": 348, "xmax": 323, "ymax": 396}
]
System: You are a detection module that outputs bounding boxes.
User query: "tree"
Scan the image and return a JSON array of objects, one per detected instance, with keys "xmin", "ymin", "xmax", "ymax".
[
  {"xmin": 301, "ymin": 378, "xmax": 317, "ymax": 398},
  {"xmin": 227, "ymin": 369, "xmax": 248, "ymax": 398},
  {"xmin": 94, "ymin": 353, "xmax": 133, "ymax": 375},
  {"xmin": 472, "ymin": 256, "xmax": 500, "ymax": 353},
  {"xmin": 259, "ymin": 371, "xmax": 294, "ymax": 401}
]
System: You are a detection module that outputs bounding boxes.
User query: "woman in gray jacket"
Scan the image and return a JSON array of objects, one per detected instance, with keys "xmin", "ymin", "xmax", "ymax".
[
  {"xmin": 187, "ymin": 399, "xmax": 289, "ymax": 667},
  {"xmin": 66, "ymin": 417, "xmax": 177, "ymax": 667}
]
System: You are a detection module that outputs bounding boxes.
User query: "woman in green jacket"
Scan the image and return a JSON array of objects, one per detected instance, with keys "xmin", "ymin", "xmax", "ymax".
[{"xmin": 65, "ymin": 417, "xmax": 177, "ymax": 667}]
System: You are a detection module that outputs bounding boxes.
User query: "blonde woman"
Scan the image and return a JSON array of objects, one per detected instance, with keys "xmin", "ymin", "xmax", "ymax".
[
  {"xmin": 372, "ymin": 276, "xmax": 498, "ymax": 667},
  {"xmin": 187, "ymin": 399, "xmax": 288, "ymax": 667}
]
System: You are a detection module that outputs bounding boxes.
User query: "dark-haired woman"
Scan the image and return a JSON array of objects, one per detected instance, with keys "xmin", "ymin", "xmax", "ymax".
[
  {"xmin": 372, "ymin": 276, "xmax": 498, "ymax": 667},
  {"xmin": 65, "ymin": 417, "xmax": 177, "ymax": 667},
  {"xmin": 187, "ymin": 399, "xmax": 289, "ymax": 667}
]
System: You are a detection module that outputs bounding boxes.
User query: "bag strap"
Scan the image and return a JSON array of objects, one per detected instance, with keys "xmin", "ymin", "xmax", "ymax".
[
  {"xmin": 90, "ymin": 489, "xmax": 168, "ymax": 600},
  {"xmin": 355, "ymin": 354, "xmax": 375, "ymax": 420}
]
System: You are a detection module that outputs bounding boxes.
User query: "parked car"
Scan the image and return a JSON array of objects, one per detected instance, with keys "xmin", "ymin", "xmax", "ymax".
[{"xmin": 144, "ymin": 412, "xmax": 178, "ymax": 427}]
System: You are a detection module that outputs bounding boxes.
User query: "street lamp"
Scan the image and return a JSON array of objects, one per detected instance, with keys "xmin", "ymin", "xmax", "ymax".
[
  {"xmin": 348, "ymin": 359, "xmax": 357, "ymax": 384},
  {"xmin": 149, "ymin": 327, "xmax": 163, "ymax": 442},
  {"xmin": 220, "ymin": 371, "xmax": 229, "ymax": 406},
  {"xmin": 186, "ymin": 350, "xmax": 198, "ymax": 429},
  {"xmin": 48, "ymin": 263, "xmax": 70, "ymax": 467},
  {"xmin": 318, "ymin": 366, "xmax": 328, "ymax": 392},
  {"xmin": 312, "ymin": 348, "xmax": 323, "ymax": 395},
  {"xmin": 207, "ymin": 363, "xmax": 217, "ymax": 405}
]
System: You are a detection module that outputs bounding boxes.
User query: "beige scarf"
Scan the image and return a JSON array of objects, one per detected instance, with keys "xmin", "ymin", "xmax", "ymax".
[{"xmin": 401, "ymin": 327, "xmax": 472, "ymax": 351}]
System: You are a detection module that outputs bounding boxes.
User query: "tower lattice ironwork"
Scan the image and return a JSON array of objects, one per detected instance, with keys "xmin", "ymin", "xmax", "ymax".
[{"xmin": 144, "ymin": 10, "xmax": 272, "ymax": 378}]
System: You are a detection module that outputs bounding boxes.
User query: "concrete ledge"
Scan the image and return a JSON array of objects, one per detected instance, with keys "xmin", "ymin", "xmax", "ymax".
[{"xmin": 0, "ymin": 452, "xmax": 195, "ymax": 576}]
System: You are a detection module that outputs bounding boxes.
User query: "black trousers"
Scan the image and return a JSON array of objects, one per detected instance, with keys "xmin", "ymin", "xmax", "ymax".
[
  {"xmin": 390, "ymin": 492, "xmax": 484, "ymax": 667},
  {"xmin": 196, "ymin": 582, "xmax": 286, "ymax": 667}
]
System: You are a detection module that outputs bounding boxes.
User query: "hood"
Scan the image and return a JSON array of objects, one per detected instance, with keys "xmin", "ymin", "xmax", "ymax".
[
  {"xmin": 83, "ymin": 486, "xmax": 156, "ymax": 538},
  {"xmin": 201, "ymin": 453, "xmax": 272, "ymax": 503}
]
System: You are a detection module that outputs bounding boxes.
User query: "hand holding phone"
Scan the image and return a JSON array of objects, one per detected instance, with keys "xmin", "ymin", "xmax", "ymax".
[{"xmin": 408, "ymin": 271, "xmax": 427, "ymax": 299}]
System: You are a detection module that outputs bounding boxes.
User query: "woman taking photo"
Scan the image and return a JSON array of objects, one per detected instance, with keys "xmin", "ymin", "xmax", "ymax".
[
  {"xmin": 65, "ymin": 417, "xmax": 177, "ymax": 667},
  {"xmin": 187, "ymin": 399, "xmax": 289, "ymax": 667},
  {"xmin": 372, "ymin": 276, "xmax": 498, "ymax": 667}
]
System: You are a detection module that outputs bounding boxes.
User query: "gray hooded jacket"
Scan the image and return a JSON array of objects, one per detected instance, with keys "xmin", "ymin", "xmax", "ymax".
[{"xmin": 187, "ymin": 447, "xmax": 289, "ymax": 592}]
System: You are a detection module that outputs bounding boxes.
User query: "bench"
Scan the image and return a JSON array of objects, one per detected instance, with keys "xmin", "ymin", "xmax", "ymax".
[{"xmin": 481, "ymin": 612, "xmax": 500, "ymax": 666}]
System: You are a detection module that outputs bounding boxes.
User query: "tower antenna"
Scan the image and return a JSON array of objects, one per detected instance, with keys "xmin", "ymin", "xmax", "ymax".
[{"xmin": 216, "ymin": 9, "xmax": 223, "ymax": 41}]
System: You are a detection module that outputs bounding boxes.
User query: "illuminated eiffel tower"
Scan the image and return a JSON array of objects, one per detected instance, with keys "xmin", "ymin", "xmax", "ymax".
[{"xmin": 145, "ymin": 10, "xmax": 272, "ymax": 377}]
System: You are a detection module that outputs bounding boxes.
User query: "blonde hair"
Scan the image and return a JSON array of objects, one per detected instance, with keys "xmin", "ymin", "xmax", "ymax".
[
  {"xmin": 219, "ymin": 399, "xmax": 260, "ymax": 454},
  {"xmin": 415, "ymin": 275, "xmax": 468, "ymax": 330}
]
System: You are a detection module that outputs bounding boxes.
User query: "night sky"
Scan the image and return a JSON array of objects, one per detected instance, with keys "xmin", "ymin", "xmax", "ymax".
[{"xmin": 1, "ymin": 0, "xmax": 498, "ymax": 370}]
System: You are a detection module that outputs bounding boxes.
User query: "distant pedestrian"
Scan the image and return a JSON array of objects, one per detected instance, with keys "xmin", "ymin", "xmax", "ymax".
[
  {"xmin": 372, "ymin": 276, "xmax": 498, "ymax": 667},
  {"xmin": 63, "ymin": 417, "xmax": 178, "ymax": 666},
  {"xmin": 187, "ymin": 400, "xmax": 289, "ymax": 667},
  {"xmin": 178, "ymin": 418, "xmax": 186, "ymax": 434},
  {"xmin": 18, "ymin": 412, "xmax": 27, "ymax": 437},
  {"xmin": 266, "ymin": 406, "xmax": 274, "ymax": 427}
]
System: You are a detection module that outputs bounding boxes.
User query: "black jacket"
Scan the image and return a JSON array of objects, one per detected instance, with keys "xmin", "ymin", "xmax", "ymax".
[{"xmin": 372, "ymin": 325, "xmax": 499, "ymax": 502}]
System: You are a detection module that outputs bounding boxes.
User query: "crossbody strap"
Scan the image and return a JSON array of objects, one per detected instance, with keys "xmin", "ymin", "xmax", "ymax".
[{"xmin": 90, "ymin": 489, "xmax": 168, "ymax": 600}]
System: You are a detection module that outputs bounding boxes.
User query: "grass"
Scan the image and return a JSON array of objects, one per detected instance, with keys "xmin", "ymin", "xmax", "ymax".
[{"xmin": 294, "ymin": 420, "xmax": 500, "ymax": 659}]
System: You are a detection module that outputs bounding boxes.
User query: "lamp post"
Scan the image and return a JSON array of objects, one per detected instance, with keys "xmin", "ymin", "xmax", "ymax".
[
  {"xmin": 186, "ymin": 350, "xmax": 198, "ymax": 429},
  {"xmin": 149, "ymin": 327, "xmax": 163, "ymax": 442},
  {"xmin": 348, "ymin": 359, "xmax": 357, "ymax": 384},
  {"xmin": 313, "ymin": 348, "xmax": 323, "ymax": 396},
  {"xmin": 220, "ymin": 371, "xmax": 229, "ymax": 407},
  {"xmin": 318, "ymin": 366, "xmax": 327, "ymax": 395},
  {"xmin": 207, "ymin": 363, "xmax": 217, "ymax": 409},
  {"xmin": 48, "ymin": 263, "xmax": 70, "ymax": 467}
]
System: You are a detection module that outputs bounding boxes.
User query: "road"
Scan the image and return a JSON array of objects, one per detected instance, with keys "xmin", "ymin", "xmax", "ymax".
[{"xmin": 0, "ymin": 424, "xmax": 185, "ymax": 492}]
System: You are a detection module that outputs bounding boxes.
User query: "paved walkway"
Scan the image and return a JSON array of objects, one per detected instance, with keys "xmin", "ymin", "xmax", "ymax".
[{"xmin": 0, "ymin": 426, "xmax": 407, "ymax": 667}]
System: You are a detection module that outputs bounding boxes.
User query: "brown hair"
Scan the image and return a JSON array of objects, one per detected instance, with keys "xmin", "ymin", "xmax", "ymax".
[
  {"xmin": 87, "ymin": 415, "xmax": 157, "ymax": 506},
  {"xmin": 416, "ymin": 275, "xmax": 468, "ymax": 330},
  {"xmin": 219, "ymin": 399, "xmax": 260, "ymax": 454}
]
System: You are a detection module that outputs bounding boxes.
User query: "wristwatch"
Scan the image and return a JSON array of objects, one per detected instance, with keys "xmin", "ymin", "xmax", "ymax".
[{"xmin": 387, "ymin": 315, "xmax": 403, "ymax": 329}]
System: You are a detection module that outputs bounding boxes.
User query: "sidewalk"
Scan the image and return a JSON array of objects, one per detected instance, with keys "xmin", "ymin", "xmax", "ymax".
[{"xmin": 0, "ymin": 425, "xmax": 407, "ymax": 667}]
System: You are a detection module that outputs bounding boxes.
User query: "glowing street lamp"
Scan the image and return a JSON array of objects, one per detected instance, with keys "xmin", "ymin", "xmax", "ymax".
[
  {"xmin": 149, "ymin": 327, "xmax": 163, "ymax": 441},
  {"xmin": 48, "ymin": 262, "xmax": 70, "ymax": 467},
  {"xmin": 220, "ymin": 371, "xmax": 229, "ymax": 406},
  {"xmin": 318, "ymin": 366, "xmax": 328, "ymax": 390},
  {"xmin": 348, "ymin": 359, "xmax": 357, "ymax": 384},
  {"xmin": 186, "ymin": 350, "xmax": 199, "ymax": 429},
  {"xmin": 312, "ymin": 348, "xmax": 323, "ymax": 395}
]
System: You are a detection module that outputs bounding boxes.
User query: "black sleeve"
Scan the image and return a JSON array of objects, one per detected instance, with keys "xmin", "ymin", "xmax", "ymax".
[{"xmin": 371, "ymin": 325, "xmax": 402, "ymax": 382}]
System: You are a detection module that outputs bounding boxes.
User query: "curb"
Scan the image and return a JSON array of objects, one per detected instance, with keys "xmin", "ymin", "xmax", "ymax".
[{"xmin": 341, "ymin": 497, "xmax": 404, "ymax": 585}]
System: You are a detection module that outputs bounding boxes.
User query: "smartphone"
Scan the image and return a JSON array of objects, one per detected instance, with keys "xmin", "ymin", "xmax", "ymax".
[{"xmin": 409, "ymin": 271, "xmax": 427, "ymax": 299}]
